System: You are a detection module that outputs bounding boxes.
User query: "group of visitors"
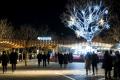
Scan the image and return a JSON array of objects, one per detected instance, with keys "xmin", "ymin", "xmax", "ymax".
[
  {"xmin": 1, "ymin": 48, "xmax": 120, "ymax": 80},
  {"xmin": 0, "ymin": 49, "xmax": 18, "ymax": 73},
  {"xmin": 57, "ymin": 52, "xmax": 70, "ymax": 68},
  {"xmin": 84, "ymin": 50, "xmax": 120, "ymax": 80},
  {"xmin": 102, "ymin": 50, "xmax": 120, "ymax": 80},
  {"xmin": 85, "ymin": 52, "xmax": 99, "ymax": 75},
  {"xmin": 37, "ymin": 51, "xmax": 50, "ymax": 67},
  {"xmin": 37, "ymin": 51, "xmax": 73, "ymax": 68}
]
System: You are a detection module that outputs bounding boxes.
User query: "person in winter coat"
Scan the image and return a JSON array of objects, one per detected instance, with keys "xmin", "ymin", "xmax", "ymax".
[
  {"xmin": 42, "ymin": 52, "xmax": 47, "ymax": 67},
  {"xmin": 85, "ymin": 52, "xmax": 92, "ymax": 75},
  {"xmin": 63, "ymin": 53, "xmax": 69, "ymax": 68},
  {"xmin": 9, "ymin": 49, "xmax": 18, "ymax": 72},
  {"xmin": 37, "ymin": 52, "xmax": 42, "ymax": 67},
  {"xmin": 58, "ymin": 52, "xmax": 64, "ymax": 68},
  {"xmin": 91, "ymin": 52, "xmax": 99, "ymax": 75},
  {"xmin": 47, "ymin": 52, "xmax": 50, "ymax": 65},
  {"xmin": 1, "ymin": 51, "xmax": 9, "ymax": 74},
  {"xmin": 113, "ymin": 51, "xmax": 120, "ymax": 79},
  {"xmin": 102, "ymin": 50, "xmax": 113, "ymax": 79}
]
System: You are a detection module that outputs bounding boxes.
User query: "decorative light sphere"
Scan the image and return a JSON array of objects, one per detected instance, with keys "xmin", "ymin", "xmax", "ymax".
[{"xmin": 105, "ymin": 10, "xmax": 108, "ymax": 14}]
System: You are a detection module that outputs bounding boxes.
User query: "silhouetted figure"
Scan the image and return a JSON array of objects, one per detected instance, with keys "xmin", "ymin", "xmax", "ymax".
[
  {"xmin": 113, "ymin": 51, "xmax": 120, "ymax": 79},
  {"xmin": 42, "ymin": 52, "xmax": 47, "ymax": 67},
  {"xmin": 47, "ymin": 52, "xmax": 50, "ymax": 65},
  {"xmin": 91, "ymin": 52, "xmax": 99, "ymax": 75},
  {"xmin": 10, "ymin": 49, "xmax": 18, "ymax": 72},
  {"xmin": 63, "ymin": 53, "xmax": 69, "ymax": 68},
  {"xmin": 58, "ymin": 52, "xmax": 64, "ymax": 68},
  {"xmin": 23, "ymin": 53, "xmax": 26, "ymax": 60},
  {"xmin": 68, "ymin": 52, "xmax": 73, "ymax": 63},
  {"xmin": 80, "ymin": 54, "xmax": 84, "ymax": 62},
  {"xmin": 102, "ymin": 50, "xmax": 113, "ymax": 80},
  {"xmin": 1, "ymin": 51, "xmax": 9, "ymax": 74},
  {"xmin": 0, "ymin": 53, "xmax": 2, "ymax": 63},
  {"xmin": 85, "ymin": 52, "xmax": 92, "ymax": 75},
  {"xmin": 37, "ymin": 52, "xmax": 42, "ymax": 67},
  {"xmin": 29, "ymin": 54, "xmax": 32, "ymax": 60},
  {"xmin": 54, "ymin": 52, "xmax": 58, "ymax": 62},
  {"xmin": 19, "ymin": 53, "xmax": 22, "ymax": 62}
]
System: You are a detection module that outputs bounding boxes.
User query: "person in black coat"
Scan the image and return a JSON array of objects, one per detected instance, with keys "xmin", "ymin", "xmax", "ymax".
[
  {"xmin": 0, "ymin": 53, "xmax": 2, "ymax": 63},
  {"xmin": 42, "ymin": 52, "xmax": 47, "ymax": 67},
  {"xmin": 47, "ymin": 52, "xmax": 50, "ymax": 65},
  {"xmin": 102, "ymin": 50, "xmax": 113, "ymax": 79},
  {"xmin": 19, "ymin": 53, "xmax": 22, "ymax": 62},
  {"xmin": 113, "ymin": 51, "xmax": 120, "ymax": 79},
  {"xmin": 1, "ymin": 51, "xmax": 9, "ymax": 74},
  {"xmin": 58, "ymin": 52, "xmax": 64, "ymax": 68},
  {"xmin": 10, "ymin": 49, "xmax": 18, "ymax": 72},
  {"xmin": 68, "ymin": 52, "xmax": 73, "ymax": 63},
  {"xmin": 91, "ymin": 52, "xmax": 99, "ymax": 75},
  {"xmin": 37, "ymin": 52, "xmax": 42, "ymax": 67},
  {"xmin": 63, "ymin": 53, "xmax": 69, "ymax": 68}
]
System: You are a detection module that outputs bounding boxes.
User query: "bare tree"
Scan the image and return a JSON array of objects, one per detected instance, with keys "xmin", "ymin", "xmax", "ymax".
[
  {"xmin": 107, "ymin": 23, "xmax": 120, "ymax": 43},
  {"xmin": 100, "ymin": 14, "xmax": 120, "ymax": 44},
  {"xmin": 0, "ymin": 19, "xmax": 13, "ymax": 39},
  {"xmin": 19, "ymin": 24, "xmax": 38, "ymax": 66},
  {"xmin": 111, "ymin": 16, "xmax": 120, "ymax": 43},
  {"xmin": 14, "ymin": 24, "xmax": 55, "ymax": 66},
  {"xmin": 37, "ymin": 25, "xmax": 49, "ymax": 36}
]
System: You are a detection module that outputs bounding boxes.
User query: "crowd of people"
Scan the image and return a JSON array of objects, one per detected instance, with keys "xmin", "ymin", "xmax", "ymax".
[
  {"xmin": 103, "ymin": 50, "xmax": 120, "ymax": 80},
  {"xmin": 84, "ymin": 50, "xmax": 120, "ymax": 80},
  {"xmin": 57, "ymin": 52, "xmax": 73, "ymax": 68},
  {"xmin": 0, "ymin": 48, "xmax": 120, "ymax": 80},
  {"xmin": 37, "ymin": 51, "xmax": 50, "ymax": 67},
  {"xmin": 37, "ymin": 51, "xmax": 73, "ymax": 68}
]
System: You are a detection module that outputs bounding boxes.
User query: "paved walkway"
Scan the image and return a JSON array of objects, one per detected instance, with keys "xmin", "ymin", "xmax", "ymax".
[{"xmin": 0, "ymin": 59, "xmax": 105, "ymax": 80}]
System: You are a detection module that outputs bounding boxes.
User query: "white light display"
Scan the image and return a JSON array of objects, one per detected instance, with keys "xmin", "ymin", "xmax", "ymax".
[{"xmin": 62, "ymin": 1, "xmax": 110, "ymax": 42}]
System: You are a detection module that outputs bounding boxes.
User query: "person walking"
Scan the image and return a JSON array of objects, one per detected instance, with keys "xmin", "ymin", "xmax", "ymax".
[
  {"xmin": 47, "ymin": 51, "xmax": 50, "ymax": 65},
  {"xmin": 42, "ymin": 52, "xmax": 47, "ymax": 67},
  {"xmin": 10, "ymin": 49, "xmax": 18, "ymax": 72},
  {"xmin": 1, "ymin": 51, "xmax": 9, "ymax": 74},
  {"xmin": 58, "ymin": 52, "xmax": 64, "ymax": 68},
  {"xmin": 113, "ymin": 51, "xmax": 120, "ymax": 79},
  {"xmin": 68, "ymin": 52, "xmax": 73, "ymax": 63},
  {"xmin": 91, "ymin": 52, "xmax": 99, "ymax": 75},
  {"xmin": 85, "ymin": 52, "xmax": 92, "ymax": 75},
  {"xmin": 37, "ymin": 52, "xmax": 42, "ymax": 67},
  {"xmin": 63, "ymin": 53, "xmax": 69, "ymax": 68},
  {"xmin": 102, "ymin": 50, "xmax": 113, "ymax": 80}
]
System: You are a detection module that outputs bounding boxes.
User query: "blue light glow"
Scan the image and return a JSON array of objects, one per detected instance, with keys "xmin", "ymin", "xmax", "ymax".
[{"xmin": 62, "ymin": 1, "xmax": 110, "ymax": 42}]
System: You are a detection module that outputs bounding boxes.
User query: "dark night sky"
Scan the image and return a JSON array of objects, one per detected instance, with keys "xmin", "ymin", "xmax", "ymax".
[
  {"xmin": 0, "ymin": 0, "xmax": 73, "ymax": 36},
  {"xmin": 0, "ymin": 0, "xmax": 120, "ymax": 36}
]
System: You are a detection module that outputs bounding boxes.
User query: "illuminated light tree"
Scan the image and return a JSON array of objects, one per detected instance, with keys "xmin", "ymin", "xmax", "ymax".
[{"xmin": 61, "ymin": 0, "xmax": 110, "ymax": 43}]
